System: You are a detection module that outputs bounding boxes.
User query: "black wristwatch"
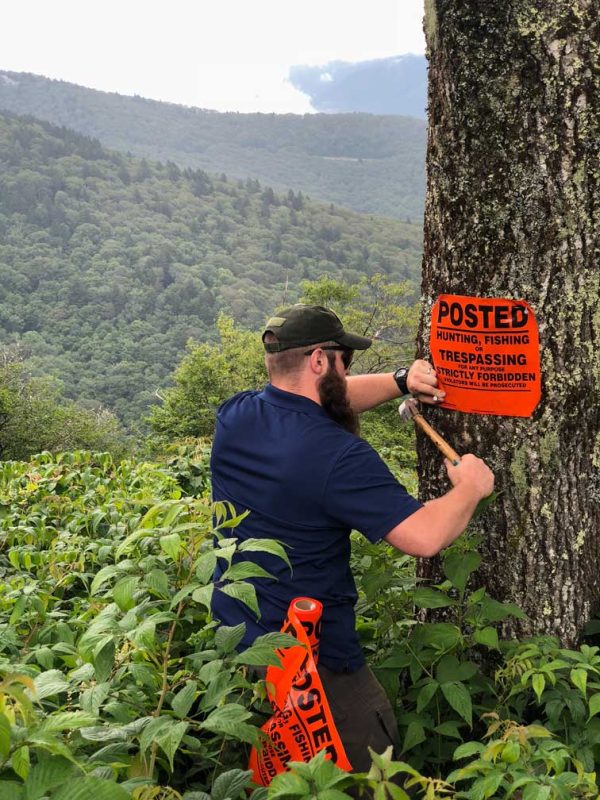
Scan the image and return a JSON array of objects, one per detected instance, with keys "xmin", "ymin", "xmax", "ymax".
[{"xmin": 393, "ymin": 367, "xmax": 410, "ymax": 396}]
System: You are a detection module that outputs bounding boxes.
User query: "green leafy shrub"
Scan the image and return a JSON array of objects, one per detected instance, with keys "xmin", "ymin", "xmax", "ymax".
[
  {"xmin": 1, "ymin": 449, "xmax": 600, "ymax": 798},
  {"xmin": 0, "ymin": 450, "xmax": 293, "ymax": 797},
  {"xmin": 449, "ymin": 717, "xmax": 598, "ymax": 799}
]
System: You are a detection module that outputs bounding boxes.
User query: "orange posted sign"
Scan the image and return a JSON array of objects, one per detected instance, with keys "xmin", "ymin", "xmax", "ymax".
[
  {"xmin": 430, "ymin": 295, "xmax": 541, "ymax": 417},
  {"xmin": 248, "ymin": 597, "xmax": 351, "ymax": 786}
]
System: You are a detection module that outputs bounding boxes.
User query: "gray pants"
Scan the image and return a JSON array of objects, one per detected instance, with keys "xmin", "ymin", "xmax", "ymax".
[{"xmin": 317, "ymin": 664, "xmax": 400, "ymax": 772}]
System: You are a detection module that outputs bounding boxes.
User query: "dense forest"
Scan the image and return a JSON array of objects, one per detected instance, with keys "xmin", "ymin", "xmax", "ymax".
[
  {"xmin": 0, "ymin": 71, "xmax": 426, "ymax": 220},
  {"xmin": 0, "ymin": 112, "xmax": 422, "ymax": 427}
]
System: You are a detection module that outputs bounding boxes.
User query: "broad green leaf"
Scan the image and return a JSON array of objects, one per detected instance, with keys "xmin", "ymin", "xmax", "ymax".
[
  {"xmin": 0, "ymin": 712, "xmax": 10, "ymax": 759},
  {"xmin": 238, "ymin": 538, "xmax": 292, "ymax": 571},
  {"xmin": 211, "ymin": 769, "xmax": 253, "ymax": 800},
  {"xmin": 532, "ymin": 673, "xmax": 545, "ymax": 702},
  {"xmin": 473, "ymin": 626, "xmax": 499, "ymax": 650},
  {"xmin": 9, "ymin": 595, "xmax": 26, "ymax": 626},
  {"xmin": 522, "ymin": 784, "xmax": 552, "ymax": 800},
  {"xmin": 402, "ymin": 721, "xmax": 426, "ymax": 752},
  {"xmin": 419, "ymin": 623, "xmax": 461, "ymax": 650},
  {"xmin": 412, "ymin": 587, "xmax": 456, "ymax": 609},
  {"xmin": 416, "ymin": 681, "xmax": 438, "ymax": 713},
  {"xmin": 453, "ymin": 741, "xmax": 484, "ymax": 760},
  {"xmin": 195, "ymin": 550, "xmax": 217, "ymax": 584},
  {"xmin": 588, "ymin": 693, "xmax": 600, "ymax": 720},
  {"xmin": 306, "ymin": 791, "xmax": 351, "ymax": 800},
  {"xmin": 90, "ymin": 565, "xmax": 120, "ymax": 596},
  {"xmin": 473, "ymin": 490, "xmax": 502, "ymax": 517},
  {"xmin": 470, "ymin": 772, "xmax": 504, "ymax": 798},
  {"xmin": 0, "ymin": 782, "xmax": 24, "ymax": 800},
  {"xmin": 94, "ymin": 640, "xmax": 115, "ymax": 683},
  {"xmin": 182, "ymin": 793, "xmax": 211, "ymax": 800},
  {"xmin": 172, "ymin": 681, "xmax": 198, "ymax": 719},
  {"xmin": 154, "ymin": 719, "xmax": 188, "ymax": 770},
  {"xmin": 215, "ymin": 623, "xmax": 247, "ymax": 654},
  {"xmin": 139, "ymin": 717, "xmax": 173, "ymax": 757},
  {"xmin": 200, "ymin": 704, "xmax": 258, "ymax": 744},
  {"xmin": 570, "ymin": 668, "xmax": 588, "ymax": 697},
  {"xmin": 524, "ymin": 725, "xmax": 551, "ymax": 738},
  {"xmin": 160, "ymin": 532, "xmax": 182, "ymax": 561},
  {"xmin": 269, "ymin": 772, "xmax": 310, "ymax": 798},
  {"xmin": 231, "ymin": 643, "xmax": 284, "ymax": 667},
  {"xmin": 12, "ymin": 746, "xmax": 30, "ymax": 780},
  {"xmin": 170, "ymin": 583, "xmax": 200, "ymax": 609},
  {"xmin": 192, "ymin": 584, "xmax": 214, "ymax": 609},
  {"xmin": 112, "ymin": 575, "xmax": 139, "ymax": 612},
  {"xmin": 480, "ymin": 597, "xmax": 526, "ymax": 622},
  {"xmin": 34, "ymin": 648, "xmax": 54, "ymax": 670},
  {"xmin": 80, "ymin": 683, "xmax": 111, "ymax": 715},
  {"xmin": 441, "ymin": 682, "xmax": 472, "ymax": 727},
  {"xmin": 219, "ymin": 582, "xmax": 260, "ymax": 618},
  {"xmin": 52, "ymin": 777, "xmax": 131, "ymax": 800},
  {"xmin": 443, "ymin": 551, "xmax": 481, "ymax": 594},
  {"xmin": 33, "ymin": 670, "xmax": 69, "ymax": 700},
  {"xmin": 36, "ymin": 711, "xmax": 97, "ymax": 734},
  {"xmin": 221, "ymin": 562, "xmax": 275, "ymax": 582},
  {"xmin": 215, "ymin": 510, "xmax": 251, "ymax": 530},
  {"xmin": 144, "ymin": 569, "xmax": 170, "ymax": 597},
  {"xmin": 23, "ymin": 756, "xmax": 75, "ymax": 800},
  {"xmin": 434, "ymin": 721, "xmax": 463, "ymax": 740},
  {"xmin": 253, "ymin": 632, "xmax": 301, "ymax": 650},
  {"xmin": 80, "ymin": 725, "xmax": 131, "ymax": 743}
]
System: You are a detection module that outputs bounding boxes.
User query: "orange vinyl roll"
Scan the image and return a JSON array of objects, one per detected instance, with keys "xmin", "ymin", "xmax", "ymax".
[
  {"xmin": 286, "ymin": 597, "xmax": 322, "ymax": 664},
  {"xmin": 248, "ymin": 597, "xmax": 352, "ymax": 786}
]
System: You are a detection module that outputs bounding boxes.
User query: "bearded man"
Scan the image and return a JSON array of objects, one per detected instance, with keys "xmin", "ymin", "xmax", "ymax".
[{"xmin": 210, "ymin": 304, "xmax": 493, "ymax": 770}]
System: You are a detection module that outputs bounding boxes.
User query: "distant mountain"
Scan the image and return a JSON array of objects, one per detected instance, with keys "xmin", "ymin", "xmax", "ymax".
[
  {"xmin": 0, "ymin": 71, "xmax": 426, "ymax": 221},
  {"xmin": 0, "ymin": 112, "xmax": 423, "ymax": 426},
  {"xmin": 289, "ymin": 55, "xmax": 427, "ymax": 118}
]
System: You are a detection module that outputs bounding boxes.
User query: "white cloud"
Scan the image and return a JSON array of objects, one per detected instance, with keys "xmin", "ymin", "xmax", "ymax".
[{"xmin": 0, "ymin": 0, "xmax": 425, "ymax": 112}]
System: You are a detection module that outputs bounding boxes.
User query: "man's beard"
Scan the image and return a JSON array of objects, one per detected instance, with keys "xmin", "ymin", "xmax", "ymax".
[{"xmin": 318, "ymin": 357, "xmax": 360, "ymax": 435}]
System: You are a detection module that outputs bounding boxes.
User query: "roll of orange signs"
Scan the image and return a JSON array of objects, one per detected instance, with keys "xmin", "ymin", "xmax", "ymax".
[
  {"xmin": 430, "ymin": 295, "xmax": 541, "ymax": 417},
  {"xmin": 248, "ymin": 597, "xmax": 352, "ymax": 785}
]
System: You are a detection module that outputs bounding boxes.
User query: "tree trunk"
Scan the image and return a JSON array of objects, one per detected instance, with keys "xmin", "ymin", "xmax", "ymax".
[{"xmin": 417, "ymin": 0, "xmax": 599, "ymax": 645}]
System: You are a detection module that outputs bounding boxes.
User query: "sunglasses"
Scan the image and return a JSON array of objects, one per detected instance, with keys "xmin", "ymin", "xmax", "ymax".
[{"xmin": 304, "ymin": 345, "xmax": 354, "ymax": 370}]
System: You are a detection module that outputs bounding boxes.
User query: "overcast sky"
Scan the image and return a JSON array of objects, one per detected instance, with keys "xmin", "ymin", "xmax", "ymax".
[{"xmin": 1, "ymin": 0, "xmax": 425, "ymax": 113}]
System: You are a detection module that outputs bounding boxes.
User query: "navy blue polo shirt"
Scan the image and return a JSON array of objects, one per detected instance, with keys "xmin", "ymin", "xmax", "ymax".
[{"xmin": 210, "ymin": 384, "xmax": 422, "ymax": 673}]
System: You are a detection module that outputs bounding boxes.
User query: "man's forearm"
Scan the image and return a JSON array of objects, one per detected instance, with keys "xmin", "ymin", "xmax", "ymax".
[
  {"xmin": 384, "ymin": 483, "xmax": 481, "ymax": 557},
  {"xmin": 347, "ymin": 360, "xmax": 445, "ymax": 414},
  {"xmin": 346, "ymin": 373, "xmax": 401, "ymax": 413}
]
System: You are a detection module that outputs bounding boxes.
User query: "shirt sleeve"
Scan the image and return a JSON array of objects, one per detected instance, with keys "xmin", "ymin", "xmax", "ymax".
[{"xmin": 323, "ymin": 439, "xmax": 423, "ymax": 543}]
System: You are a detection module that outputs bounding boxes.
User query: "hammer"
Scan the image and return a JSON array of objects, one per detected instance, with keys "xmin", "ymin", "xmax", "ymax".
[{"xmin": 398, "ymin": 397, "xmax": 461, "ymax": 466}]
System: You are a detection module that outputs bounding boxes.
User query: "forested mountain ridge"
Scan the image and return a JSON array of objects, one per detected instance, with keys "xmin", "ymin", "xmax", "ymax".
[
  {"xmin": 0, "ymin": 71, "xmax": 426, "ymax": 220},
  {"xmin": 0, "ymin": 112, "xmax": 422, "ymax": 426}
]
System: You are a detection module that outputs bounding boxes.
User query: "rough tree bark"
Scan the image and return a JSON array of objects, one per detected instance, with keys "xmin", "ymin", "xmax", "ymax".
[{"xmin": 417, "ymin": 1, "xmax": 599, "ymax": 645}]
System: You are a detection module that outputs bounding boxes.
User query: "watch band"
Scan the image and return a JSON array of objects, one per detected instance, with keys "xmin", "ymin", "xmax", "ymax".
[{"xmin": 393, "ymin": 367, "xmax": 409, "ymax": 396}]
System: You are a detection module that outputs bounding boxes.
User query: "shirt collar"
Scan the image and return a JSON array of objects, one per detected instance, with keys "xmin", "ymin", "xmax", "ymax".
[{"xmin": 259, "ymin": 383, "xmax": 329, "ymax": 417}]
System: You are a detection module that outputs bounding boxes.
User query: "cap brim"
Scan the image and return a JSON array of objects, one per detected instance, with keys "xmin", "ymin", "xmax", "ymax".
[{"xmin": 337, "ymin": 332, "xmax": 372, "ymax": 350}]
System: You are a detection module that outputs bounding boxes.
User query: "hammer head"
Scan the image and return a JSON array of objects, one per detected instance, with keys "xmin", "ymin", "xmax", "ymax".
[{"xmin": 398, "ymin": 397, "xmax": 420, "ymax": 422}]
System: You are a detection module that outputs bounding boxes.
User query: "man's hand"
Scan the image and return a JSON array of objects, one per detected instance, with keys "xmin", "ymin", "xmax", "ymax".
[
  {"xmin": 384, "ymin": 453, "xmax": 495, "ymax": 557},
  {"xmin": 445, "ymin": 453, "xmax": 495, "ymax": 500},
  {"xmin": 407, "ymin": 359, "xmax": 445, "ymax": 405}
]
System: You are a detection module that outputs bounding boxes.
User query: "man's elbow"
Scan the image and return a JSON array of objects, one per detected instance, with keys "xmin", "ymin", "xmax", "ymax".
[
  {"xmin": 384, "ymin": 524, "xmax": 444, "ymax": 558},
  {"xmin": 415, "ymin": 540, "xmax": 443, "ymax": 558}
]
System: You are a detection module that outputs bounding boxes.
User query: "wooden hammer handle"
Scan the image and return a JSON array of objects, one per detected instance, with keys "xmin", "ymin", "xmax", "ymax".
[{"xmin": 413, "ymin": 413, "xmax": 461, "ymax": 465}]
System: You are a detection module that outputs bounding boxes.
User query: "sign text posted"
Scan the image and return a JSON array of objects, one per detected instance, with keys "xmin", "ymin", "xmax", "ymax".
[{"xmin": 430, "ymin": 295, "xmax": 541, "ymax": 417}]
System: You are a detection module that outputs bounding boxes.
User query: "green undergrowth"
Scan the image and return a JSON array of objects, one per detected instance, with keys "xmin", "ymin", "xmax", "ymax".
[{"xmin": 0, "ymin": 449, "xmax": 598, "ymax": 799}]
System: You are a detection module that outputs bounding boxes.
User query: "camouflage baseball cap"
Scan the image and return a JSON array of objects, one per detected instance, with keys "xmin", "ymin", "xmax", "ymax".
[{"xmin": 262, "ymin": 304, "xmax": 372, "ymax": 353}]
